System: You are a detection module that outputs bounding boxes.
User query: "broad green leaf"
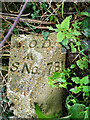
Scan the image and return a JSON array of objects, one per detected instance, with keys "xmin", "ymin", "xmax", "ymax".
[
  {"xmin": 71, "ymin": 77, "xmax": 80, "ymax": 84},
  {"xmin": 70, "ymin": 86, "xmax": 81, "ymax": 94},
  {"xmin": 80, "ymin": 76, "xmax": 89, "ymax": 85},
  {"xmin": 72, "ymin": 29, "xmax": 81, "ymax": 36},
  {"xmin": 76, "ymin": 60, "xmax": 84, "ymax": 70},
  {"xmin": 61, "ymin": 15, "xmax": 72, "ymax": 30},
  {"xmin": 70, "ymin": 64, "xmax": 76, "ymax": 69},
  {"xmin": 68, "ymin": 104, "xmax": 85, "ymax": 119},
  {"xmin": 57, "ymin": 31, "xmax": 65, "ymax": 42}
]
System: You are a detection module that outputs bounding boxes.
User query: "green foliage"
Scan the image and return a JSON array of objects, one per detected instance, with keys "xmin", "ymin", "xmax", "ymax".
[
  {"xmin": 76, "ymin": 57, "xmax": 88, "ymax": 70},
  {"xmin": 25, "ymin": 2, "xmax": 48, "ymax": 19},
  {"xmin": 48, "ymin": 11, "xmax": 89, "ymax": 120}
]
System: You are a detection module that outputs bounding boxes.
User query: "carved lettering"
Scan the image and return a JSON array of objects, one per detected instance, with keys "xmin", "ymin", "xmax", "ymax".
[
  {"xmin": 10, "ymin": 62, "xmax": 20, "ymax": 72},
  {"xmin": 22, "ymin": 62, "xmax": 30, "ymax": 74},
  {"xmin": 31, "ymin": 66, "xmax": 38, "ymax": 74},
  {"xmin": 55, "ymin": 62, "xmax": 60, "ymax": 72},
  {"xmin": 29, "ymin": 40, "xmax": 37, "ymax": 48},
  {"xmin": 47, "ymin": 62, "xmax": 53, "ymax": 75},
  {"xmin": 42, "ymin": 40, "xmax": 51, "ymax": 48}
]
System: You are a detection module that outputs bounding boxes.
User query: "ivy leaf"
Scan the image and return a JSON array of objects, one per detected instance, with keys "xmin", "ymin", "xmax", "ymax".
[
  {"xmin": 61, "ymin": 15, "xmax": 72, "ymax": 30},
  {"xmin": 76, "ymin": 57, "xmax": 88, "ymax": 70},
  {"xmin": 80, "ymin": 76, "xmax": 89, "ymax": 85},
  {"xmin": 82, "ymin": 86, "xmax": 90, "ymax": 92},
  {"xmin": 57, "ymin": 31, "xmax": 65, "ymax": 42},
  {"xmin": 70, "ymin": 64, "xmax": 76, "ymax": 69},
  {"xmin": 71, "ymin": 77, "xmax": 80, "ymax": 84},
  {"xmin": 70, "ymin": 86, "xmax": 81, "ymax": 94}
]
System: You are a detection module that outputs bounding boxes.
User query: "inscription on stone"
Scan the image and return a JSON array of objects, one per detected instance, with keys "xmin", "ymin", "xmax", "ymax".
[{"xmin": 7, "ymin": 33, "xmax": 66, "ymax": 118}]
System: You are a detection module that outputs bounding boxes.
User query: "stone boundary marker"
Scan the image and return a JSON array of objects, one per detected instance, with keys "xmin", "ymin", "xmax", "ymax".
[{"xmin": 7, "ymin": 33, "xmax": 66, "ymax": 118}]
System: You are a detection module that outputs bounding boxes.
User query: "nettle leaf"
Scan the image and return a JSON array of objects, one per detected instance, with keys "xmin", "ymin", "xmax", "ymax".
[
  {"xmin": 70, "ymin": 86, "xmax": 81, "ymax": 94},
  {"xmin": 80, "ymin": 76, "xmax": 89, "ymax": 85},
  {"xmin": 57, "ymin": 31, "xmax": 65, "ymax": 42},
  {"xmin": 56, "ymin": 24, "xmax": 61, "ymax": 30},
  {"xmin": 70, "ymin": 42, "xmax": 76, "ymax": 53},
  {"xmin": 61, "ymin": 15, "xmax": 72, "ymax": 30},
  {"xmin": 71, "ymin": 77, "xmax": 80, "ymax": 84},
  {"xmin": 72, "ymin": 29, "xmax": 81, "ymax": 36},
  {"xmin": 62, "ymin": 38, "xmax": 68, "ymax": 46},
  {"xmin": 66, "ymin": 32, "xmax": 72, "ymax": 39},
  {"xmin": 70, "ymin": 64, "xmax": 76, "ymax": 69}
]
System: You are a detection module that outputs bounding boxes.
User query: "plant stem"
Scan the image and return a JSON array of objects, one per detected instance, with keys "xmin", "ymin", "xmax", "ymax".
[{"xmin": 0, "ymin": 0, "xmax": 28, "ymax": 48}]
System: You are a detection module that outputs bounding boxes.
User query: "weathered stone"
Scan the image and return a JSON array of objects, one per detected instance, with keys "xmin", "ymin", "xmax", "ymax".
[{"xmin": 7, "ymin": 33, "xmax": 66, "ymax": 118}]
